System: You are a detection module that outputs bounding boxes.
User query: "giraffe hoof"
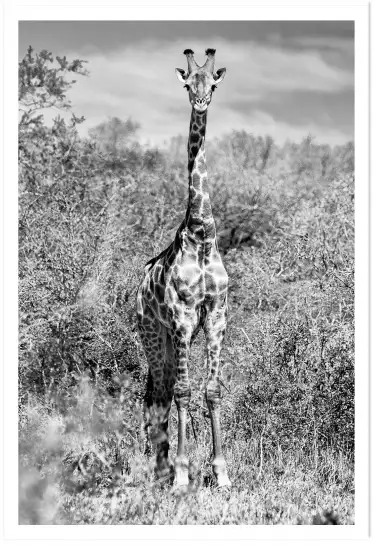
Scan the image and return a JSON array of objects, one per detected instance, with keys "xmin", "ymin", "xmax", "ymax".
[
  {"xmin": 212, "ymin": 459, "xmax": 231, "ymax": 488},
  {"xmin": 172, "ymin": 476, "xmax": 190, "ymax": 496},
  {"xmin": 173, "ymin": 473, "xmax": 189, "ymax": 488},
  {"xmin": 174, "ymin": 456, "xmax": 189, "ymax": 488},
  {"xmin": 217, "ymin": 474, "xmax": 232, "ymax": 488}
]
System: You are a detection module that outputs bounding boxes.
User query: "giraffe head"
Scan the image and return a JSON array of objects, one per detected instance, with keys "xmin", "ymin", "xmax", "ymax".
[{"xmin": 175, "ymin": 49, "xmax": 226, "ymax": 113}]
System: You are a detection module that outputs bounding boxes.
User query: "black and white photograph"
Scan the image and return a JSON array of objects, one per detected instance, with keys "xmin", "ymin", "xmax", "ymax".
[{"xmin": 2, "ymin": 2, "xmax": 371, "ymax": 539}]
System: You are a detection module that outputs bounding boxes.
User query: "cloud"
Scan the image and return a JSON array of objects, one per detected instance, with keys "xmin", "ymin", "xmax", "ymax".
[
  {"xmin": 214, "ymin": 109, "xmax": 351, "ymax": 147},
  {"xmin": 61, "ymin": 37, "xmax": 353, "ymax": 146},
  {"xmin": 283, "ymin": 35, "xmax": 354, "ymax": 53}
]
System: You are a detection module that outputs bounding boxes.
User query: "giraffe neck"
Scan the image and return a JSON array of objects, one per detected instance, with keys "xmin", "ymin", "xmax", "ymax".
[{"xmin": 185, "ymin": 108, "xmax": 216, "ymax": 241}]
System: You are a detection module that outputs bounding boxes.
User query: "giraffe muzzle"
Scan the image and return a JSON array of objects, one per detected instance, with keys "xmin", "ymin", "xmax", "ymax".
[{"xmin": 194, "ymin": 97, "xmax": 208, "ymax": 112}]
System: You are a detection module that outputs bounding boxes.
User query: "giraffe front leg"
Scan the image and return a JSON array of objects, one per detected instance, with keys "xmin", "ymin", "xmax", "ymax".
[
  {"xmin": 172, "ymin": 325, "xmax": 192, "ymax": 488},
  {"xmin": 204, "ymin": 309, "xmax": 231, "ymax": 488}
]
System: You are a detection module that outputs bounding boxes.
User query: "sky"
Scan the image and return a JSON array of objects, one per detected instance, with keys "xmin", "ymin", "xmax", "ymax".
[{"xmin": 19, "ymin": 21, "xmax": 354, "ymax": 147}]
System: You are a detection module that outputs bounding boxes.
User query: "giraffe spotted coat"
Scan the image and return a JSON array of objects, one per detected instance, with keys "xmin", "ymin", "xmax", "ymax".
[{"xmin": 137, "ymin": 48, "xmax": 230, "ymax": 488}]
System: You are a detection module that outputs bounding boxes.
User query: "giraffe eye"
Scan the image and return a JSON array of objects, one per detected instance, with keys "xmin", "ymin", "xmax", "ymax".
[
  {"xmin": 184, "ymin": 84, "xmax": 190, "ymax": 91},
  {"xmin": 211, "ymin": 85, "xmax": 217, "ymax": 92}
]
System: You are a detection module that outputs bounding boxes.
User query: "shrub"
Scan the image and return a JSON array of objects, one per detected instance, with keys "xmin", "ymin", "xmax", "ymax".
[{"xmin": 18, "ymin": 47, "xmax": 355, "ymax": 524}]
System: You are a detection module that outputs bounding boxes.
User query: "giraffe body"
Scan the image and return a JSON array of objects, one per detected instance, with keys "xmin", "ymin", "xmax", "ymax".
[{"xmin": 137, "ymin": 49, "xmax": 230, "ymax": 487}]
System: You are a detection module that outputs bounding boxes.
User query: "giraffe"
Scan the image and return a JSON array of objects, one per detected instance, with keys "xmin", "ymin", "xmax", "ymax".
[{"xmin": 137, "ymin": 48, "xmax": 230, "ymax": 488}]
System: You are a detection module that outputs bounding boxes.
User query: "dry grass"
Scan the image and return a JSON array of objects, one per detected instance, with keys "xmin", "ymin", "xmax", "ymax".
[{"xmin": 19, "ymin": 371, "xmax": 354, "ymax": 525}]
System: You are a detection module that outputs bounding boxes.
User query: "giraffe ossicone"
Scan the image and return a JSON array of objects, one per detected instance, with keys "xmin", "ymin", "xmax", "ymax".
[{"xmin": 137, "ymin": 48, "xmax": 230, "ymax": 488}]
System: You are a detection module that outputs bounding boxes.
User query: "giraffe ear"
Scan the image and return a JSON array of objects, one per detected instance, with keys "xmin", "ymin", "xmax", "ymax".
[
  {"xmin": 175, "ymin": 68, "xmax": 188, "ymax": 83},
  {"xmin": 213, "ymin": 68, "xmax": 226, "ymax": 84}
]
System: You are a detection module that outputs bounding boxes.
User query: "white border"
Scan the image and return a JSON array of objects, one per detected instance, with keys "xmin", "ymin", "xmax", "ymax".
[{"xmin": 2, "ymin": 2, "xmax": 370, "ymax": 543}]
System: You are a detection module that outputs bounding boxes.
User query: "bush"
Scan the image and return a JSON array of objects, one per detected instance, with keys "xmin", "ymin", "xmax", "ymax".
[
  {"xmin": 235, "ymin": 316, "xmax": 354, "ymax": 453},
  {"xmin": 18, "ymin": 47, "xmax": 355, "ymax": 524}
]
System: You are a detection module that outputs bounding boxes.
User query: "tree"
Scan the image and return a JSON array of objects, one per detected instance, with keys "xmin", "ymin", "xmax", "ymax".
[
  {"xmin": 19, "ymin": 46, "xmax": 88, "ymax": 121},
  {"xmin": 88, "ymin": 117, "xmax": 141, "ymax": 170},
  {"xmin": 19, "ymin": 46, "xmax": 88, "ymax": 189}
]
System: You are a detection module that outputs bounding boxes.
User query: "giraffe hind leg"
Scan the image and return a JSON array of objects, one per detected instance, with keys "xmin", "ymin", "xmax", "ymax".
[
  {"xmin": 143, "ymin": 369, "xmax": 154, "ymax": 457},
  {"xmin": 138, "ymin": 311, "xmax": 175, "ymax": 482},
  {"xmin": 152, "ymin": 330, "xmax": 176, "ymax": 482}
]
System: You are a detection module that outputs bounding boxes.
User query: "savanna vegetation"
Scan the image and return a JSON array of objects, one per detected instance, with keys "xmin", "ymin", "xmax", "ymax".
[{"xmin": 19, "ymin": 48, "xmax": 354, "ymax": 524}]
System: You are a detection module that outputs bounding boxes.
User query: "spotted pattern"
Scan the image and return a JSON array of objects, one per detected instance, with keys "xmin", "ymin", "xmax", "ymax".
[{"xmin": 137, "ymin": 62, "xmax": 230, "ymax": 487}]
